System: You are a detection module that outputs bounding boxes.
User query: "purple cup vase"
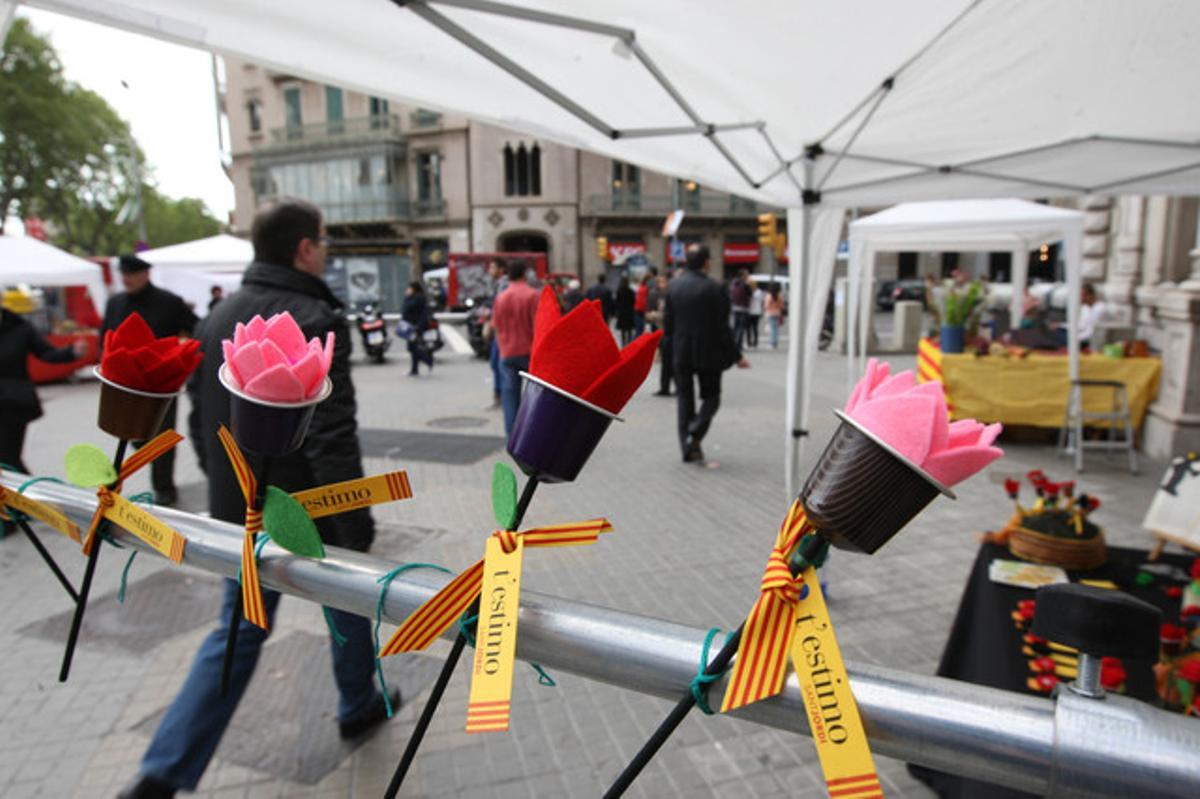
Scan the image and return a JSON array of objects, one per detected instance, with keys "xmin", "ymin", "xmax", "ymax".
[
  {"xmin": 506, "ymin": 372, "xmax": 621, "ymax": 483},
  {"xmin": 219, "ymin": 364, "xmax": 331, "ymax": 456}
]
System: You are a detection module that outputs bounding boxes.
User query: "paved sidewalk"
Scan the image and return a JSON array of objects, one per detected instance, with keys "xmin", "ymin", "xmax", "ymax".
[{"xmin": 1, "ymin": 338, "xmax": 1173, "ymax": 798}]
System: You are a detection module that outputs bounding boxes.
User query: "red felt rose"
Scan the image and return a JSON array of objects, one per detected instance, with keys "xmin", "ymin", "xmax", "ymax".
[
  {"xmin": 1004, "ymin": 477, "xmax": 1020, "ymax": 497},
  {"xmin": 527, "ymin": 286, "xmax": 663, "ymax": 414},
  {"xmin": 100, "ymin": 312, "xmax": 202, "ymax": 393},
  {"xmin": 1026, "ymin": 469, "xmax": 1047, "ymax": 487},
  {"xmin": 1162, "ymin": 623, "xmax": 1188, "ymax": 641},
  {"xmin": 1166, "ymin": 586, "xmax": 1184, "ymax": 599},
  {"xmin": 1176, "ymin": 660, "xmax": 1200, "ymax": 683},
  {"xmin": 1100, "ymin": 657, "xmax": 1126, "ymax": 690},
  {"xmin": 1060, "ymin": 481, "xmax": 1075, "ymax": 497}
]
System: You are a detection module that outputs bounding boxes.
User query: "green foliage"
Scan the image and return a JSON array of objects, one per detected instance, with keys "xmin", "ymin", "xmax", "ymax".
[
  {"xmin": 262, "ymin": 486, "xmax": 325, "ymax": 558},
  {"xmin": 64, "ymin": 444, "xmax": 117, "ymax": 488},
  {"xmin": 940, "ymin": 279, "xmax": 985, "ymax": 326},
  {"xmin": 491, "ymin": 462, "xmax": 518, "ymax": 530}
]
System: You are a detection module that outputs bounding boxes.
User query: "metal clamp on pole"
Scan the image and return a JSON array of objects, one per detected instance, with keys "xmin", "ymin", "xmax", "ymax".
[{"xmin": 6, "ymin": 474, "xmax": 1200, "ymax": 797}]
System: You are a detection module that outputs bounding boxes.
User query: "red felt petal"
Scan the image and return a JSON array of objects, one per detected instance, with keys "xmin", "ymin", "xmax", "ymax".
[
  {"xmin": 131, "ymin": 345, "xmax": 168, "ymax": 372},
  {"xmin": 531, "ymin": 285, "xmax": 562, "ymax": 357},
  {"xmin": 529, "ymin": 299, "xmax": 619, "ymax": 396},
  {"xmin": 582, "ymin": 331, "xmax": 663, "ymax": 414},
  {"xmin": 100, "ymin": 349, "xmax": 148, "ymax": 391},
  {"xmin": 112, "ymin": 313, "xmax": 155, "ymax": 350},
  {"xmin": 143, "ymin": 354, "xmax": 186, "ymax": 393}
]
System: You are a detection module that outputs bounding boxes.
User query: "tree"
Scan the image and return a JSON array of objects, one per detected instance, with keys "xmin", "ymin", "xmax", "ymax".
[{"xmin": 141, "ymin": 187, "xmax": 222, "ymax": 248}]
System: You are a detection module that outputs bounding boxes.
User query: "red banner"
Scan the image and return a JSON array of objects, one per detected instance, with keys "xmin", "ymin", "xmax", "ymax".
[{"xmin": 723, "ymin": 242, "xmax": 760, "ymax": 264}]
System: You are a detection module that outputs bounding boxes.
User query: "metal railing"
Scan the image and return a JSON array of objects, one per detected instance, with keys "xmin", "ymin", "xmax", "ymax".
[
  {"xmin": 588, "ymin": 193, "xmax": 770, "ymax": 217},
  {"xmin": 265, "ymin": 114, "xmax": 404, "ymax": 147},
  {"xmin": 412, "ymin": 197, "xmax": 447, "ymax": 217},
  {"xmin": 7, "ymin": 473, "xmax": 1199, "ymax": 798}
]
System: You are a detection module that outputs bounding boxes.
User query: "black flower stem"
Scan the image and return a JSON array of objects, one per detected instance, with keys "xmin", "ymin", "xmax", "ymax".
[
  {"xmin": 60, "ymin": 438, "xmax": 128, "ymax": 682},
  {"xmin": 17, "ymin": 515, "xmax": 79, "ymax": 602},
  {"xmin": 384, "ymin": 475, "xmax": 541, "ymax": 799},
  {"xmin": 603, "ymin": 534, "xmax": 829, "ymax": 798},
  {"xmin": 221, "ymin": 455, "xmax": 271, "ymax": 697}
]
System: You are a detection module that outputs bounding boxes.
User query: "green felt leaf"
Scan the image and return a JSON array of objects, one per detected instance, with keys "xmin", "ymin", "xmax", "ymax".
[
  {"xmin": 492, "ymin": 462, "xmax": 518, "ymax": 530},
  {"xmin": 262, "ymin": 486, "xmax": 325, "ymax": 558},
  {"xmin": 64, "ymin": 444, "xmax": 117, "ymax": 488}
]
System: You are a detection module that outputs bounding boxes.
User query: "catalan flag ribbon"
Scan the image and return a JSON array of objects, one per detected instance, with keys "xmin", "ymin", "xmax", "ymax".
[
  {"xmin": 81, "ymin": 429, "xmax": 183, "ymax": 557},
  {"xmin": 720, "ymin": 500, "xmax": 813, "ymax": 712},
  {"xmin": 379, "ymin": 518, "xmax": 612, "ymax": 657},
  {"xmin": 217, "ymin": 425, "xmax": 269, "ymax": 631},
  {"xmin": 0, "ymin": 483, "xmax": 81, "ymax": 543}
]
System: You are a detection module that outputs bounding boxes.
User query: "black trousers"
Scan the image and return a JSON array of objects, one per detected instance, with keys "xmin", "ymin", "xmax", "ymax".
[
  {"xmin": 658, "ymin": 336, "xmax": 674, "ymax": 393},
  {"xmin": 0, "ymin": 420, "xmax": 29, "ymax": 473},
  {"xmin": 675, "ymin": 364, "xmax": 722, "ymax": 455},
  {"xmin": 134, "ymin": 398, "xmax": 178, "ymax": 493}
]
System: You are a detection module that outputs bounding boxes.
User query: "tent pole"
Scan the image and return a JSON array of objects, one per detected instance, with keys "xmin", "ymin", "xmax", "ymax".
[{"xmin": 785, "ymin": 159, "xmax": 815, "ymax": 499}]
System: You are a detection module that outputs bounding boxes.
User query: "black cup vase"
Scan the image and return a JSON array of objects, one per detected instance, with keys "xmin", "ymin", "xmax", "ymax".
[
  {"xmin": 219, "ymin": 364, "xmax": 332, "ymax": 456},
  {"xmin": 801, "ymin": 410, "xmax": 955, "ymax": 554},
  {"xmin": 95, "ymin": 366, "xmax": 179, "ymax": 441},
  {"xmin": 506, "ymin": 372, "xmax": 621, "ymax": 483}
]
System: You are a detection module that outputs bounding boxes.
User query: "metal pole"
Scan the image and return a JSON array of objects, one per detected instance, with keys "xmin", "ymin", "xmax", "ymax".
[{"xmin": 8, "ymin": 474, "xmax": 1200, "ymax": 798}]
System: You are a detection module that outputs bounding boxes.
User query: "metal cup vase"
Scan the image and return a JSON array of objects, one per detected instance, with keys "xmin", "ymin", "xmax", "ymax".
[
  {"xmin": 800, "ymin": 410, "xmax": 954, "ymax": 554},
  {"xmin": 506, "ymin": 372, "xmax": 620, "ymax": 483},
  {"xmin": 219, "ymin": 364, "xmax": 331, "ymax": 456},
  {"xmin": 95, "ymin": 366, "xmax": 179, "ymax": 441}
]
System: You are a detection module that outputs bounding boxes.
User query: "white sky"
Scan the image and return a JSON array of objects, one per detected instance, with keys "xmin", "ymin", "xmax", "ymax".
[{"xmin": 17, "ymin": 7, "xmax": 235, "ymax": 222}]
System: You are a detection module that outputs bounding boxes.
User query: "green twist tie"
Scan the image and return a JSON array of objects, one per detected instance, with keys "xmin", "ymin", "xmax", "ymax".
[
  {"xmin": 374, "ymin": 562, "xmax": 452, "ymax": 718},
  {"xmin": 111, "ymin": 492, "xmax": 154, "ymax": 601},
  {"xmin": 691, "ymin": 627, "xmax": 735, "ymax": 715},
  {"xmin": 457, "ymin": 610, "xmax": 555, "ymax": 687},
  {"xmin": 6, "ymin": 474, "xmax": 68, "ymax": 525}
]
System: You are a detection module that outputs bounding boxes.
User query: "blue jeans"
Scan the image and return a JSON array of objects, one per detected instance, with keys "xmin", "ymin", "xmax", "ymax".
[
  {"xmin": 139, "ymin": 579, "xmax": 379, "ymax": 790},
  {"xmin": 767, "ymin": 315, "xmax": 781, "ymax": 349},
  {"xmin": 489, "ymin": 338, "xmax": 501, "ymax": 397},
  {"xmin": 500, "ymin": 354, "xmax": 529, "ymax": 436}
]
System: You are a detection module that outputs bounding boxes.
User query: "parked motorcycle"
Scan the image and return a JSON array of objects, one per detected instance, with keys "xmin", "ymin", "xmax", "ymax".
[
  {"xmin": 356, "ymin": 304, "xmax": 390, "ymax": 363},
  {"xmin": 423, "ymin": 317, "xmax": 445, "ymax": 354}
]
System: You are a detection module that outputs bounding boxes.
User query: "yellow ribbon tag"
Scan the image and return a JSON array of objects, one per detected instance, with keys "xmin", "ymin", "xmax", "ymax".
[
  {"xmin": 0, "ymin": 487, "xmax": 81, "ymax": 543},
  {"xmin": 103, "ymin": 492, "xmax": 186, "ymax": 564},
  {"xmin": 81, "ymin": 429, "xmax": 184, "ymax": 556},
  {"xmin": 790, "ymin": 574, "xmax": 881, "ymax": 798},
  {"xmin": 291, "ymin": 470, "xmax": 412, "ymax": 518},
  {"xmin": 466, "ymin": 534, "xmax": 524, "ymax": 733}
]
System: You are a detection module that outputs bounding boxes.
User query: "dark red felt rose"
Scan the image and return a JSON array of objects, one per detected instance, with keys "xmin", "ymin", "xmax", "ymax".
[
  {"xmin": 1004, "ymin": 478, "xmax": 1020, "ymax": 497},
  {"xmin": 100, "ymin": 313, "xmax": 202, "ymax": 393},
  {"xmin": 527, "ymin": 286, "xmax": 663, "ymax": 414},
  {"xmin": 1176, "ymin": 660, "xmax": 1200, "ymax": 683},
  {"xmin": 1162, "ymin": 623, "xmax": 1187, "ymax": 641},
  {"xmin": 1166, "ymin": 586, "xmax": 1183, "ymax": 599},
  {"xmin": 1100, "ymin": 657, "xmax": 1126, "ymax": 690}
]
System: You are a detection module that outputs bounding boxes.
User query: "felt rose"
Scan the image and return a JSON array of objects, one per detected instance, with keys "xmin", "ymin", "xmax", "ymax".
[
  {"xmin": 1100, "ymin": 657, "xmax": 1127, "ymax": 691},
  {"xmin": 221, "ymin": 312, "xmax": 333, "ymax": 403},
  {"xmin": 1004, "ymin": 478, "xmax": 1020, "ymax": 498},
  {"xmin": 527, "ymin": 287, "xmax": 662, "ymax": 414},
  {"xmin": 844, "ymin": 358, "xmax": 1002, "ymax": 487},
  {"xmin": 101, "ymin": 312, "xmax": 202, "ymax": 394}
]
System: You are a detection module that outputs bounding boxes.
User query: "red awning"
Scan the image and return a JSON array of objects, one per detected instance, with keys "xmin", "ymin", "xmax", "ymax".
[{"xmin": 723, "ymin": 242, "xmax": 760, "ymax": 264}]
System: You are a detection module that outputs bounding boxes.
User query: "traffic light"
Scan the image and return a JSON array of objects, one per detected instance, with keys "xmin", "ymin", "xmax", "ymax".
[
  {"xmin": 757, "ymin": 213, "xmax": 777, "ymax": 247},
  {"xmin": 774, "ymin": 233, "xmax": 787, "ymax": 260},
  {"xmin": 596, "ymin": 235, "xmax": 609, "ymax": 261}
]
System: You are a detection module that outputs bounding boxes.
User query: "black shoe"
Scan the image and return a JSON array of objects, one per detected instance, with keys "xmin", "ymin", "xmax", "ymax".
[
  {"xmin": 682, "ymin": 440, "xmax": 705, "ymax": 463},
  {"xmin": 116, "ymin": 775, "xmax": 176, "ymax": 799},
  {"xmin": 154, "ymin": 488, "xmax": 179, "ymax": 508},
  {"xmin": 338, "ymin": 689, "xmax": 402, "ymax": 740},
  {"xmin": 653, "ymin": 390, "xmax": 673, "ymax": 397}
]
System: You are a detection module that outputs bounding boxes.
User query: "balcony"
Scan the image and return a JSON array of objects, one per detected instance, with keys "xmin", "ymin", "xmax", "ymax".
[
  {"xmin": 259, "ymin": 114, "xmax": 404, "ymax": 154},
  {"xmin": 409, "ymin": 109, "xmax": 443, "ymax": 130},
  {"xmin": 412, "ymin": 197, "xmax": 446, "ymax": 218},
  {"xmin": 257, "ymin": 195, "xmax": 411, "ymax": 224},
  {"xmin": 588, "ymin": 193, "xmax": 770, "ymax": 217}
]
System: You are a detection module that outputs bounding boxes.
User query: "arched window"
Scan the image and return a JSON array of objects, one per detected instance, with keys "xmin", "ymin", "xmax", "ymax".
[
  {"xmin": 503, "ymin": 144, "xmax": 516, "ymax": 196},
  {"xmin": 503, "ymin": 141, "xmax": 542, "ymax": 197},
  {"xmin": 516, "ymin": 144, "xmax": 530, "ymax": 196},
  {"xmin": 530, "ymin": 143, "xmax": 541, "ymax": 195}
]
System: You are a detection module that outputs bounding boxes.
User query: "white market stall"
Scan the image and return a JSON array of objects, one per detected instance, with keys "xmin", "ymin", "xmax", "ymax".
[
  {"xmin": 846, "ymin": 199, "xmax": 1085, "ymax": 383},
  {"xmin": 138, "ymin": 234, "xmax": 253, "ymax": 317},
  {"xmin": 0, "ymin": 234, "xmax": 108, "ymax": 312},
  {"xmin": 8, "ymin": 0, "xmax": 1199, "ymax": 494}
]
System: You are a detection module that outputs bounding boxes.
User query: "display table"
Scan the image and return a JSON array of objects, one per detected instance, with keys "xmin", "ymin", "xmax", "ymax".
[
  {"xmin": 917, "ymin": 340, "xmax": 1161, "ymax": 428},
  {"xmin": 908, "ymin": 542, "xmax": 1190, "ymax": 798}
]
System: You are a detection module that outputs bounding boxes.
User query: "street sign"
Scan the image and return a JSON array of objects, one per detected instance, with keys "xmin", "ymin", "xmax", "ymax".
[{"xmin": 662, "ymin": 210, "xmax": 685, "ymax": 237}]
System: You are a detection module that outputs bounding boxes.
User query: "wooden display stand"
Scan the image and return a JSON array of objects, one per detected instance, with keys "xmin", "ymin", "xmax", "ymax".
[{"xmin": 1144, "ymin": 454, "xmax": 1200, "ymax": 561}]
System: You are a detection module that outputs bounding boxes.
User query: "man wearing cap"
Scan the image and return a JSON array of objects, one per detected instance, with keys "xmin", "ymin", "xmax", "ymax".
[{"xmin": 100, "ymin": 254, "xmax": 198, "ymax": 506}]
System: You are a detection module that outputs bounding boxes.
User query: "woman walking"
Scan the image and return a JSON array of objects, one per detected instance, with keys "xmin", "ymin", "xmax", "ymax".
[
  {"xmin": 764, "ymin": 284, "xmax": 785, "ymax": 349},
  {"xmin": 401, "ymin": 281, "xmax": 434, "ymax": 376},
  {"xmin": 615, "ymin": 276, "xmax": 636, "ymax": 346}
]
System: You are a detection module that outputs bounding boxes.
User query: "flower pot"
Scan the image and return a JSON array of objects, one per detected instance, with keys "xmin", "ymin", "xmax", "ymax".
[
  {"xmin": 95, "ymin": 366, "xmax": 178, "ymax": 441},
  {"xmin": 800, "ymin": 410, "xmax": 954, "ymax": 554},
  {"xmin": 507, "ymin": 372, "xmax": 620, "ymax": 483},
  {"xmin": 219, "ymin": 364, "xmax": 331, "ymax": 456},
  {"xmin": 939, "ymin": 324, "xmax": 965, "ymax": 354}
]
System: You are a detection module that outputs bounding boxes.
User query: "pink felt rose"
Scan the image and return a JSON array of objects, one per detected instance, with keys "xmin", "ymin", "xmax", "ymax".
[
  {"xmin": 844, "ymin": 358, "xmax": 1002, "ymax": 487},
  {"xmin": 221, "ymin": 312, "xmax": 333, "ymax": 403}
]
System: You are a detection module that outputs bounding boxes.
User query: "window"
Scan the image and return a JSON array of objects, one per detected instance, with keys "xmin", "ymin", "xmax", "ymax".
[
  {"xmin": 503, "ymin": 142, "xmax": 542, "ymax": 197},
  {"xmin": 325, "ymin": 86, "xmax": 344, "ymax": 134},
  {"xmin": 611, "ymin": 160, "xmax": 640, "ymax": 210},
  {"xmin": 369, "ymin": 97, "xmax": 389, "ymax": 129},
  {"xmin": 678, "ymin": 179, "xmax": 701, "ymax": 211},
  {"xmin": 246, "ymin": 99, "xmax": 263, "ymax": 134},
  {"xmin": 283, "ymin": 87, "xmax": 302, "ymax": 136},
  {"xmin": 416, "ymin": 151, "xmax": 442, "ymax": 202}
]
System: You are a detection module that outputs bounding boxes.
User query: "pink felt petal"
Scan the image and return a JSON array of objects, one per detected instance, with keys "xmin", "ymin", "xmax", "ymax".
[
  {"xmin": 529, "ymin": 300, "xmax": 619, "ymax": 396},
  {"xmin": 582, "ymin": 331, "xmax": 663, "ymax": 413},
  {"xmin": 231, "ymin": 342, "xmax": 268, "ymax": 384},
  {"xmin": 869, "ymin": 370, "xmax": 917, "ymax": 401},
  {"xmin": 233, "ymin": 322, "xmax": 247, "ymax": 348},
  {"xmin": 243, "ymin": 363, "xmax": 306, "ymax": 403},
  {"xmin": 921, "ymin": 446, "xmax": 1003, "ymax": 488},
  {"xmin": 531, "ymin": 285, "xmax": 562, "ymax": 358},
  {"xmin": 868, "ymin": 358, "xmax": 892, "ymax": 393},
  {"xmin": 844, "ymin": 375, "xmax": 867, "ymax": 414},
  {"xmin": 911, "ymin": 381, "xmax": 950, "ymax": 454},
  {"xmin": 978, "ymin": 422, "xmax": 1003, "ymax": 448},
  {"xmin": 322, "ymin": 332, "xmax": 335, "ymax": 373},
  {"xmin": 245, "ymin": 315, "xmax": 267, "ymax": 342},
  {"xmin": 946, "ymin": 420, "xmax": 985, "ymax": 449},
  {"xmin": 222, "ymin": 340, "xmax": 241, "ymax": 385},
  {"xmin": 849, "ymin": 394, "xmax": 938, "ymax": 466},
  {"xmin": 257, "ymin": 338, "xmax": 289, "ymax": 370},
  {"xmin": 264, "ymin": 312, "xmax": 308, "ymax": 363},
  {"xmin": 291, "ymin": 350, "xmax": 325, "ymax": 398}
]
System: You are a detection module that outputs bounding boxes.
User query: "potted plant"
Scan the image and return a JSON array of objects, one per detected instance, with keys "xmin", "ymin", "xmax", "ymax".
[{"xmin": 929, "ymin": 275, "xmax": 984, "ymax": 353}]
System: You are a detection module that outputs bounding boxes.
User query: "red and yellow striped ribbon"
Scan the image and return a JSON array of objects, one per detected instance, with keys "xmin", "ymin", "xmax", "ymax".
[
  {"xmin": 217, "ymin": 425, "xmax": 269, "ymax": 630},
  {"xmin": 81, "ymin": 429, "xmax": 184, "ymax": 556},
  {"xmin": 917, "ymin": 337, "xmax": 953, "ymax": 415},
  {"xmin": 720, "ymin": 500, "xmax": 813, "ymax": 712},
  {"xmin": 380, "ymin": 518, "xmax": 612, "ymax": 657},
  {"xmin": 826, "ymin": 772, "xmax": 883, "ymax": 798}
]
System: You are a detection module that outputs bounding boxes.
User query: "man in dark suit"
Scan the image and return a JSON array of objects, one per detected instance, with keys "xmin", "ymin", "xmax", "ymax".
[{"xmin": 663, "ymin": 245, "xmax": 749, "ymax": 463}]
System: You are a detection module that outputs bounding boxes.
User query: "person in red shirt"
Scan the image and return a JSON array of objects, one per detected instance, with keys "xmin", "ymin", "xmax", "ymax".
[
  {"xmin": 633, "ymin": 272, "xmax": 651, "ymax": 337},
  {"xmin": 491, "ymin": 260, "xmax": 541, "ymax": 434}
]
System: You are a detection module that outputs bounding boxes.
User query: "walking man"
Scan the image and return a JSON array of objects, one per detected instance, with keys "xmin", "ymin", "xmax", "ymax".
[
  {"xmin": 491, "ymin": 259, "xmax": 540, "ymax": 435},
  {"xmin": 664, "ymin": 245, "xmax": 748, "ymax": 463},
  {"xmin": 101, "ymin": 254, "xmax": 198, "ymax": 506},
  {"xmin": 119, "ymin": 200, "xmax": 395, "ymax": 799}
]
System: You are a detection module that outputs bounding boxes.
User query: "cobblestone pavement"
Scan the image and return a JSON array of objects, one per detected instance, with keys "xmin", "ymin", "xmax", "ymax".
[{"xmin": 0, "ymin": 335, "xmax": 1174, "ymax": 798}]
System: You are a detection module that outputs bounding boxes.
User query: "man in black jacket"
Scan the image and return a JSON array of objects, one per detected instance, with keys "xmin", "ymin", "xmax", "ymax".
[
  {"xmin": 663, "ymin": 245, "xmax": 749, "ymax": 463},
  {"xmin": 121, "ymin": 200, "xmax": 393, "ymax": 799},
  {"xmin": 101, "ymin": 254, "xmax": 198, "ymax": 506}
]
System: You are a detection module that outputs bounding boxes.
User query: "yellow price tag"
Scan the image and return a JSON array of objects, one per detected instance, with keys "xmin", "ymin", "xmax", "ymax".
[
  {"xmin": 2, "ymin": 490, "xmax": 81, "ymax": 543},
  {"xmin": 465, "ymin": 534, "xmax": 524, "ymax": 733},
  {"xmin": 790, "ymin": 574, "xmax": 882, "ymax": 798},
  {"xmin": 103, "ymin": 492, "xmax": 186, "ymax": 564},
  {"xmin": 291, "ymin": 471, "xmax": 412, "ymax": 519}
]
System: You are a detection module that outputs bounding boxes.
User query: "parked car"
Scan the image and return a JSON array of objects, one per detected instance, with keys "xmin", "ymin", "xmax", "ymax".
[{"xmin": 878, "ymin": 279, "xmax": 927, "ymax": 311}]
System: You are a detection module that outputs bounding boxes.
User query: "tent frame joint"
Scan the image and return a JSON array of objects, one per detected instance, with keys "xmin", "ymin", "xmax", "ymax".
[{"xmin": 802, "ymin": 189, "xmax": 822, "ymax": 206}]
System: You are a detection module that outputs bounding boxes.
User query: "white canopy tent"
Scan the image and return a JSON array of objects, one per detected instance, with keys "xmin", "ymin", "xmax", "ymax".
[
  {"xmin": 847, "ymin": 199, "xmax": 1085, "ymax": 384},
  {"xmin": 6, "ymin": 0, "xmax": 1199, "ymax": 494},
  {"xmin": 138, "ymin": 234, "xmax": 253, "ymax": 317},
  {"xmin": 0, "ymin": 234, "xmax": 108, "ymax": 311}
]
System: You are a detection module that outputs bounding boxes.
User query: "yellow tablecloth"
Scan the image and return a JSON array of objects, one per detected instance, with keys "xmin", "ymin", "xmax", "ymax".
[{"xmin": 919, "ymin": 343, "xmax": 1161, "ymax": 429}]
